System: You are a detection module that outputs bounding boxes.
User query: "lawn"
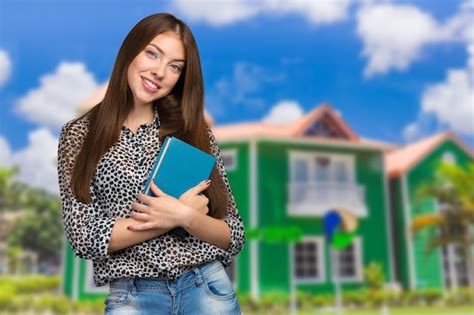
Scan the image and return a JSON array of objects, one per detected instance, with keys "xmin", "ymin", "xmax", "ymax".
[{"xmin": 243, "ymin": 306, "xmax": 474, "ymax": 315}]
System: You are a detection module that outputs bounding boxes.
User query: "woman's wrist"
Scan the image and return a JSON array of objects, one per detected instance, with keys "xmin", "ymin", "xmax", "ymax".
[{"xmin": 180, "ymin": 204, "xmax": 197, "ymax": 230}]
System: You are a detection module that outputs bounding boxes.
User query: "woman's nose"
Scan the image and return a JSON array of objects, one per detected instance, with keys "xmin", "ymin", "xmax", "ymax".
[{"xmin": 151, "ymin": 64, "xmax": 165, "ymax": 79}]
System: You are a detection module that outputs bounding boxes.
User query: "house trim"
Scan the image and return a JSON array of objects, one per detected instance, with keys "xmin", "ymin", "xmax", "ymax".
[
  {"xmin": 331, "ymin": 237, "xmax": 364, "ymax": 283},
  {"xmin": 401, "ymin": 174, "xmax": 416, "ymax": 289},
  {"xmin": 249, "ymin": 140, "xmax": 259, "ymax": 298},
  {"xmin": 382, "ymin": 161, "xmax": 396, "ymax": 283},
  {"xmin": 292, "ymin": 236, "xmax": 326, "ymax": 284}
]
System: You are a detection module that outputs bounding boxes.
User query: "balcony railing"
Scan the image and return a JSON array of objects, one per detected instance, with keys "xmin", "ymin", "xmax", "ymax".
[{"xmin": 287, "ymin": 181, "xmax": 367, "ymax": 217}]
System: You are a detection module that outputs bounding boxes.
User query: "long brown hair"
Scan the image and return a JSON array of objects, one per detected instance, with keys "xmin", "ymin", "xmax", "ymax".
[{"xmin": 68, "ymin": 13, "xmax": 228, "ymax": 219}]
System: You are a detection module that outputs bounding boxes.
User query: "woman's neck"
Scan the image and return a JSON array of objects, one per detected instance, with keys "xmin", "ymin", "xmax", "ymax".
[{"xmin": 124, "ymin": 103, "xmax": 155, "ymax": 132}]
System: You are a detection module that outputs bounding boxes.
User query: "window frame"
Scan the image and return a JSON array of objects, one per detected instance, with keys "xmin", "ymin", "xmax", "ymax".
[
  {"xmin": 292, "ymin": 236, "xmax": 326, "ymax": 284},
  {"xmin": 331, "ymin": 237, "xmax": 363, "ymax": 283}
]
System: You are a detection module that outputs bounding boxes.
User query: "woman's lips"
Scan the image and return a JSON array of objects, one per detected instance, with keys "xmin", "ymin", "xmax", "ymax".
[{"xmin": 141, "ymin": 76, "xmax": 161, "ymax": 93}]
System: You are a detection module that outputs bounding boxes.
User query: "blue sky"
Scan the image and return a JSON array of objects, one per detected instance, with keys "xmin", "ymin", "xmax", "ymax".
[{"xmin": 0, "ymin": 0, "xmax": 473, "ymax": 193}]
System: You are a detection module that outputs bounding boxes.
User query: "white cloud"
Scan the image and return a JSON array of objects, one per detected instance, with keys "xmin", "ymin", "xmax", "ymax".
[
  {"xmin": 172, "ymin": 0, "xmax": 353, "ymax": 26},
  {"xmin": 356, "ymin": 1, "xmax": 474, "ymax": 77},
  {"xmin": 205, "ymin": 62, "xmax": 285, "ymax": 118},
  {"xmin": 172, "ymin": 0, "xmax": 259, "ymax": 27},
  {"xmin": 263, "ymin": 100, "xmax": 304, "ymax": 124},
  {"xmin": 14, "ymin": 62, "xmax": 99, "ymax": 129},
  {"xmin": 403, "ymin": 44, "xmax": 474, "ymax": 140},
  {"xmin": 0, "ymin": 129, "xmax": 59, "ymax": 195},
  {"xmin": 262, "ymin": 0, "xmax": 353, "ymax": 25},
  {"xmin": 0, "ymin": 136, "xmax": 13, "ymax": 167},
  {"xmin": 0, "ymin": 50, "xmax": 12, "ymax": 87}
]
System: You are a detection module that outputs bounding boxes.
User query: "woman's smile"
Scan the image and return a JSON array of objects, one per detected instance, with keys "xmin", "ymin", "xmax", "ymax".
[{"xmin": 141, "ymin": 76, "xmax": 161, "ymax": 93}]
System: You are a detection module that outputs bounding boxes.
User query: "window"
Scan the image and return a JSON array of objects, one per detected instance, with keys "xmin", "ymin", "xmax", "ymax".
[
  {"xmin": 334, "ymin": 160, "xmax": 349, "ymax": 183},
  {"xmin": 315, "ymin": 157, "xmax": 330, "ymax": 182},
  {"xmin": 442, "ymin": 151, "xmax": 456, "ymax": 164},
  {"xmin": 332, "ymin": 237, "xmax": 363, "ymax": 282},
  {"xmin": 293, "ymin": 237, "xmax": 325, "ymax": 283},
  {"xmin": 293, "ymin": 159, "xmax": 309, "ymax": 182},
  {"xmin": 221, "ymin": 149, "xmax": 237, "ymax": 171},
  {"xmin": 289, "ymin": 152, "xmax": 354, "ymax": 185}
]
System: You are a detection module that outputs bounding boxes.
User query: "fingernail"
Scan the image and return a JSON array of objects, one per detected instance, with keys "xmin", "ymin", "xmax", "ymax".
[
  {"xmin": 205, "ymin": 179, "xmax": 211, "ymax": 185},
  {"xmin": 127, "ymin": 226, "xmax": 133, "ymax": 230}
]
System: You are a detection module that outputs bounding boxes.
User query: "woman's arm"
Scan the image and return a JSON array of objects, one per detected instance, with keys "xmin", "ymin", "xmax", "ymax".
[
  {"xmin": 107, "ymin": 218, "xmax": 171, "ymax": 253},
  {"xmin": 182, "ymin": 209, "xmax": 231, "ymax": 250},
  {"xmin": 182, "ymin": 127, "xmax": 246, "ymax": 258}
]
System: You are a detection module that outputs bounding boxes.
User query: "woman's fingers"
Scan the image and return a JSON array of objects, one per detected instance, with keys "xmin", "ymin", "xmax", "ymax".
[
  {"xmin": 150, "ymin": 180, "xmax": 167, "ymax": 197},
  {"xmin": 127, "ymin": 222, "xmax": 155, "ymax": 231},
  {"xmin": 131, "ymin": 201, "xmax": 151, "ymax": 213},
  {"xmin": 131, "ymin": 211, "xmax": 150, "ymax": 222}
]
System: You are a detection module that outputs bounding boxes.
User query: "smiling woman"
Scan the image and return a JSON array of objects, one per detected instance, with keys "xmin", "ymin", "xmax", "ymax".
[{"xmin": 56, "ymin": 13, "xmax": 244, "ymax": 315}]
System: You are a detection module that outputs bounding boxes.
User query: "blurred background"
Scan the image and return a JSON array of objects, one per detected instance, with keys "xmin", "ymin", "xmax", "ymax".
[{"xmin": 0, "ymin": 0, "xmax": 473, "ymax": 314}]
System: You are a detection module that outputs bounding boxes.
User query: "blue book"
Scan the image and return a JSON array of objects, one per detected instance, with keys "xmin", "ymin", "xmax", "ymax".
[{"xmin": 143, "ymin": 136, "xmax": 217, "ymax": 237}]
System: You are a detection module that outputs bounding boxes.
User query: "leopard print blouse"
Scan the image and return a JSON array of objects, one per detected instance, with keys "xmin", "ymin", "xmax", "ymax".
[{"xmin": 57, "ymin": 105, "xmax": 245, "ymax": 287}]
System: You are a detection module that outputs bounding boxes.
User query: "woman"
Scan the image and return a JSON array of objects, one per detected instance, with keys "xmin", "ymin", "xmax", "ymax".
[{"xmin": 57, "ymin": 13, "xmax": 245, "ymax": 314}]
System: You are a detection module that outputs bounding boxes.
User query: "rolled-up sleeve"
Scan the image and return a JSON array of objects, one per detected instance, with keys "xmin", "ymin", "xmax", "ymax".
[
  {"xmin": 57, "ymin": 122, "xmax": 116, "ymax": 260},
  {"xmin": 206, "ymin": 127, "xmax": 245, "ymax": 266}
]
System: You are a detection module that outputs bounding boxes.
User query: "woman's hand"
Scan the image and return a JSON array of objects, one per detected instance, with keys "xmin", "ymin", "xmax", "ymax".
[
  {"xmin": 128, "ymin": 180, "xmax": 192, "ymax": 231},
  {"xmin": 179, "ymin": 179, "xmax": 211, "ymax": 215}
]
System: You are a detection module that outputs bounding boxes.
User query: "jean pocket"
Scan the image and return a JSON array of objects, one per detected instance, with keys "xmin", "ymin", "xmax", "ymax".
[
  {"xmin": 104, "ymin": 289, "xmax": 131, "ymax": 307},
  {"xmin": 202, "ymin": 265, "xmax": 236, "ymax": 300}
]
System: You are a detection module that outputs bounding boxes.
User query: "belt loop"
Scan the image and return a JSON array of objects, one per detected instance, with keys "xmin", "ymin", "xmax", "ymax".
[{"xmin": 192, "ymin": 267, "xmax": 204, "ymax": 286}]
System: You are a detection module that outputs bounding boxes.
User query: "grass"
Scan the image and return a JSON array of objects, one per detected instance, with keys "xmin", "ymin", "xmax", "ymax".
[
  {"xmin": 241, "ymin": 307, "xmax": 474, "ymax": 315},
  {"xmin": 0, "ymin": 307, "xmax": 473, "ymax": 315}
]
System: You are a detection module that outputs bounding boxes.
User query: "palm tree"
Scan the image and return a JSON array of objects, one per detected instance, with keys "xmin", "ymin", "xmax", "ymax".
[{"xmin": 411, "ymin": 161, "xmax": 474, "ymax": 287}]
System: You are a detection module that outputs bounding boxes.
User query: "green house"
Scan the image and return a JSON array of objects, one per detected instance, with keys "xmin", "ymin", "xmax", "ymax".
[
  {"xmin": 385, "ymin": 131, "xmax": 474, "ymax": 290},
  {"xmin": 211, "ymin": 103, "xmax": 396, "ymax": 297}
]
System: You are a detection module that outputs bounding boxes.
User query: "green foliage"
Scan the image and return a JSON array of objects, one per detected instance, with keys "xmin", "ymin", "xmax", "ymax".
[
  {"xmin": 363, "ymin": 261, "xmax": 385, "ymax": 290},
  {"xmin": 444, "ymin": 287, "xmax": 474, "ymax": 306},
  {"xmin": 259, "ymin": 291, "xmax": 289, "ymax": 313},
  {"xmin": 7, "ymin": 187, "xmax": 63, "ymax": 264},
  {"xmin": 1, "ymin": 275, "xmax": 60, "ymax": 294},
  {"xmin": 310, "ymin": 293, "xmax": 334, "ymax": 307}
]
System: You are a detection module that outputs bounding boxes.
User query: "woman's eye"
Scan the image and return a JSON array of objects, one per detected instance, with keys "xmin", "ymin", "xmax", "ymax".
[
  {"xmin": 170, "ymin": 64, "xmax": 182, "ymax": 72},
  {"xmin": 146, "ymin": 50, "xmax": 159, "ymax": 58}
]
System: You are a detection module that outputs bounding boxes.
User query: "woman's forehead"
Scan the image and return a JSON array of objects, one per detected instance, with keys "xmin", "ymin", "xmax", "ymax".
[{"xmin": 148, "ymin": 32, "xmax": 185, "ymax": 62}]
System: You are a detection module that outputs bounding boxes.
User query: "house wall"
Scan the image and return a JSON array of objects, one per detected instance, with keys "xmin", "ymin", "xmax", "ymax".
[
  {"xmin": 402, "ymin": 139, "xmax": 473, "ymax": 289},
  {"xmin": 389, "ymin": 177, "xmax": 410, "ymax": 288},
  {"xmin": 219, "ymin": 142, "xmax": 251, "ymax": 294},
  {"xmin": 255, "ymin": 141, "xmax": 391, "ymax": 295}
]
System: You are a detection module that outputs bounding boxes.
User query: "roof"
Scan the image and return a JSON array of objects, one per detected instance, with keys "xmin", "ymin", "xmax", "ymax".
[
  {"xmin": 385, "ymin": 131, "xmax": 474, "ymax": 178},
  {"xmin": 212, "ymin": 103, "xmax": 359, "ymax": 140}
]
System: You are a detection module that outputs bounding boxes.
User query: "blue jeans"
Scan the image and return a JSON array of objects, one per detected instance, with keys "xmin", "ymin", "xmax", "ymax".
[{"xmin": 104, "ymin": 259, "xmax": 241, "ymax": 314}]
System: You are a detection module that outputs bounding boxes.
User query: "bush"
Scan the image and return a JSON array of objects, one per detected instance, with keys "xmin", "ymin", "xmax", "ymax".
[
  {"xmin": 1, "ymin": 275, "xmax": 60, "ymax": 294},
  {"xmin": 311, "ymin": 293, "xmax": 334, "ymax": 307},
  {"xmin": 343, "ymin": 290, "xmax": 366, "ymax": 307},
  {"xmin": 364, "ymin": 262, "xmax": 385, "ymax": 290},
  {"xmin": 259, "ymin": 292, "xmax": 289, "ymax": 313},
  {"xmin": 444, "ymin": 287, "xmax": 474, "ymax": 306},
  {"xmin": 296, "ymin": 290, "xmax": 313, "ymax": 310}
]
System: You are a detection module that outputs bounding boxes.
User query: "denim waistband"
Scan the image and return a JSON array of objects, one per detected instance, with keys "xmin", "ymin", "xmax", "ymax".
[{"xmin": 109, "ymin": 259, "xmax": 223, "ymax": 294}]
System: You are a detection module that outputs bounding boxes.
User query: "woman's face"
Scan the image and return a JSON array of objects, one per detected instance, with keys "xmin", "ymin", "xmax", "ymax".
[{"xmin": 127, "ymin": 31, "xmax": 186, "ymax": 107}]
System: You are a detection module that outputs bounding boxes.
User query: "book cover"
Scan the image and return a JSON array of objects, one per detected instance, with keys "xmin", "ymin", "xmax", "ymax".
[{"xmin": 143, "ymin": 136, "xmax": 216, "ymax": 237}]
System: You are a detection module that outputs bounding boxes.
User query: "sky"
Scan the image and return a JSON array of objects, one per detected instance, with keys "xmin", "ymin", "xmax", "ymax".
[{"xmin": 0, "ymin": 0, "xmax": 473, "ymax": 195}]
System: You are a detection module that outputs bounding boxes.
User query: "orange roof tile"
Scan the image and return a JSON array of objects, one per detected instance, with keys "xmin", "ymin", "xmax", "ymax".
[{"xmin": 385, "ymin": 131, "xmax": 474, "ymax": 178}]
